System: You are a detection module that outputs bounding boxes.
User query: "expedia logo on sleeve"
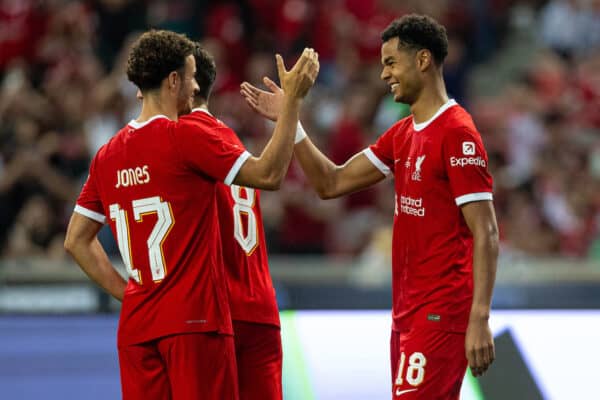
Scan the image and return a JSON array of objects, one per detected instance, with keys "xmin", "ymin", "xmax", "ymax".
[
  {"xmin": 450, "ymin": 156, "xmax": 486, "ymax": 168},
  {"xmin": 450, "ymin": 141, "xmax": 486, "ymax": 167},
  {"xmin": 462, "ymin": 141, "xmax": 476, "ymax": 155}
]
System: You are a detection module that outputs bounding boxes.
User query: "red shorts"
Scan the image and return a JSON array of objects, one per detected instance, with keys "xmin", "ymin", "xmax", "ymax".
[
  {"xmin": 233, "ymin": 320, "xmax": 282, "ymax": 400},
  {"xmin": 118, "ymin": 332, "xmax": 238, "ymax": 400},
  {"xmin": 390, "ymin": 328, "xmax": 467, "ymax": 400}
]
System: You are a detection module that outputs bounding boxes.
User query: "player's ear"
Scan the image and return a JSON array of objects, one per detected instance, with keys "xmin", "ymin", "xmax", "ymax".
[
  {"xmin": 416, "ymin": 49, "xmax": 432, "ymax": 72},
  {"xmin": 167, "ymin": 71, "xmax": 178, "ymax": 91}
]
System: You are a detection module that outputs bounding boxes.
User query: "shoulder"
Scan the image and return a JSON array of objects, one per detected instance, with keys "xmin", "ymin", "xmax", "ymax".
[
  {"xmin": 94, "ymin": 125, "xmax": 130, "ymax": 163},
  {"xmin": 443, "ymin": 105, "xmax": 477, "ymax": 131},
  {"xmin": 378, "ymin": 115, "xmax": 412, "ymax": 141},
  {"xmin": 179, "ymin": 110, "xmax": 222, "ymax": 129},
  {"xmin": 439, "ymin": 105, "xmax": 481, "ymax": 141},
  {"xmin": 179, "ymin": 111, "xmax": 241, "ymax": 144},
  {"xmin": 392, "ymin": 115, "xmax": 413, "ymax": 133}
]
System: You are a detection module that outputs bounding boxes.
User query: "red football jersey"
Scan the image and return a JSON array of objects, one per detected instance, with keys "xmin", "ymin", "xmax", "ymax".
[
  {"xmin": 180, "ymin": 109, "xmax": 280, "ymax": 327},
  {"xmin": 75, "ymin": 115, "xmax": 250, "ymax": 346},
  {"xmin": 366, "ymin": 100, "xmax": 494, "ymax": 333}
]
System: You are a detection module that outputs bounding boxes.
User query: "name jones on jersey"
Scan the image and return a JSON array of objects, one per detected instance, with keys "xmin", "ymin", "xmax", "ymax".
[{"xmin": 115, "ymin": 165, "xmax": 150, "ymax": 188}]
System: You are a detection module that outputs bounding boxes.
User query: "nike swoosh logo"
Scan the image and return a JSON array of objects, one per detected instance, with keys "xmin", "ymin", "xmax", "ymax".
[{"xmin": 395, "ymin": 388, "xmax": 418, "ymax": 397}]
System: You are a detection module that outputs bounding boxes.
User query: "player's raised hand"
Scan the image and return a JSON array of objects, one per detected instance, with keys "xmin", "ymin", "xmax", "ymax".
[
  {"xmin": 465, "ymin": 317, "xmax": 495, "ymax": 377},
  {"xmin": 276, "ymin": 48, "xmax": 319, "ymax": 100},
  {"xmin": 240, "ymin": 77, "xmax": 283, "ymax": 122}
]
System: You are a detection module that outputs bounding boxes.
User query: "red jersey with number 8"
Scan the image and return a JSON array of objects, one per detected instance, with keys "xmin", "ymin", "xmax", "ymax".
[
  {"xmin": 75, "ymin": 115, "xmax": 250, "ymax": 346},
  {"xmin": 365, "ymin": 100, "xmax": 494, "ymax": 333},
  {"xmin": 180, "ymin": 109, "xmax": 280, "ymax": 328}
]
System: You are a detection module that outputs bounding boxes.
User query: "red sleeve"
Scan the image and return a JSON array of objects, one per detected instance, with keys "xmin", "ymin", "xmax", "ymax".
[
  {"xmin": 172, "ymin": 122, "xmax": 250, "ymax": 185},
  {"xmin": 442, "ymin": 127, "xmax": 494, "ymax": 206},
  {"xmin": 364, "ymin": 125, "xmax": 395, "ymax": 176},
  {"xmin": 75, "ymin": 156, "xmax": 106, "ymax": 224}
]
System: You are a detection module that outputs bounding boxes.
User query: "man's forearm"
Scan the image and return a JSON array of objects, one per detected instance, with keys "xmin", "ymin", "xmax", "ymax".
[
  {"xmin": 67, "ymin": 238, "xmax": 127, "ymax": 301},
  {"xmin": 247, "ymin": 96, "xmax": 302, "ymax": 189},
  {"xmin": 259, "ymin": 96, "xmax": 302, "ymax": 183},
  {"xmin": 294, "ymin": 137, "xmax": 338, "ymax": 198},
  {"xmin": 470, "ymin": 234, "xmax": 498, "ymax": 319}
]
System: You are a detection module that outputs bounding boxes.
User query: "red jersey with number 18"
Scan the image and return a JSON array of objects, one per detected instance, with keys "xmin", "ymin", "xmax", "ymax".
[
  {"xmin": 75, "ymin": 115, "xmax": 251, "ymax": 346},
  {"xmin": 365, "ymin": 100, "xmax": 493, "ymax": 333},
  {"xmin": 180, "ymin": 109, "xmax": 280, "ymax": 327}
]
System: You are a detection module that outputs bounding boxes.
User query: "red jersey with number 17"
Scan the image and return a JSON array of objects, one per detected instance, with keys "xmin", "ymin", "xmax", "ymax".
[
  {"xmin": 365, "ymin": 100, "xmax": 494, "ymax": 333},
  {"xmin": 180, "ymin": 109, "xmax": 280, "ymax": 327},
  {"xmin": 74, "ymin": 115, "xmax": 251, "ymax": 346}
]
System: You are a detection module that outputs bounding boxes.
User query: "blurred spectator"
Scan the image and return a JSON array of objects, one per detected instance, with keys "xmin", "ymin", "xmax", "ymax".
[
  {"xmin": 3, "ymin": 194, "xmax": 65, "ymax": 259},
  {"xmin": 538, "ymin": 0, "xmax": 600, "ymax": 58}
]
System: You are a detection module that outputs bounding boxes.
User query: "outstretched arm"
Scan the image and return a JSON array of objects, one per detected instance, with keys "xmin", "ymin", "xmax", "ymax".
[
  {"xmin": 233, "ymin": 50, "xmax": 319, "ymax": 190},
  {"xmin": 240, "ymin": 78, "xmax": 385, "ymax": 198},
  {"xmin": 461, "ymin": 200, "xmax": 498, "ymax": 377},
  {"xmin": 294, "ymin": 138, "xmax": 385, "ymax": 199}
]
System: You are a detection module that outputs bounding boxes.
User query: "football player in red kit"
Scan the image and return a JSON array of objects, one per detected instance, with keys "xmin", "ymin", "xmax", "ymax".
[
  {"xmin": 241, "ymin": 14, "xmax": 498, "ymax": 400},
  {"xmin": 64, "ymin": 29, "xmax": 319, "ymax": 400},
  {"xmin": 179, "ymin": 44, "xmax": 288, "ymax": 400}
]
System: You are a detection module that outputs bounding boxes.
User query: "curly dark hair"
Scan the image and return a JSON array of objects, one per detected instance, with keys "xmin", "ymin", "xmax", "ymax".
[
  {"xmin": 192, "ymin": 44, "xmax": 217, "ymax": 102},
  {"xmin": 126, "ymin": 30, "xmax": 195, "ymax": 91},
  {"xmin": 381, "ymin": 14, "xmax": 448, "ymax": 66}
]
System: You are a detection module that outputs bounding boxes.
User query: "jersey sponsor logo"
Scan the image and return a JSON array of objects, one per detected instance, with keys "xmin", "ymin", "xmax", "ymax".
[
  {"xmin": 462, "ymin": 141, "xmax": 476, "ymax": 155},
  {"xmin": 115, "ymin": 165, "xmax": 150, "ymax": 188},
  {"xmin": 450, "ymin": 156, "xmax": 486, "ymax": 168},
  {"xmin": 427, "ymin": 313, "xmax": 441, "ymax": 322},
  {"xmin": 395, "ymin": 388, "xmax": 418, "ymax": 397},
  {"xmin": 399, "ymin": 195, "xmax": 425, "ymax": 217},
  {"xmin": 411, "ymin": 155, "xmax": 426, "ymax": 181}
]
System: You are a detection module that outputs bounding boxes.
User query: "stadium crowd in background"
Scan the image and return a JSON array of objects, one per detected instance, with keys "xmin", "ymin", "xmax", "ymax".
[{"xmin": 1, "ymin": 0, "xmax": 600, "ymax": 262}]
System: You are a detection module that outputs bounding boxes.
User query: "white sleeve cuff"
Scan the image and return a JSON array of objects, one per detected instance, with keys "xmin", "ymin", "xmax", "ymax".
[
  {"xmin": 224, "ymin": 151, "xmax": 252, "ymax": 186},
  {"xmin": 455, "ymin": 192, "xmax": 493, "ymax": 206},
  {"xmin": 362, "ymin": 148, "xmax": 391, "ymax": 176},
  {"xmin": 74, "ymin": 205, "xmax": 106, "ymax": 224}
]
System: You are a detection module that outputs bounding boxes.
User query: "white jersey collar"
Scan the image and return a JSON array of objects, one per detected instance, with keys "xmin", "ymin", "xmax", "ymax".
[
  {"xmin": 128, "ymin": 115, "xmax": 171, "ymax": 129},
  {"xmin": 191, "ymin": 107, "xmax": 213, "ymax": 116},
  {"xmin": 412, "ymin": 99, "xmax": 457, "ymax": 131}
]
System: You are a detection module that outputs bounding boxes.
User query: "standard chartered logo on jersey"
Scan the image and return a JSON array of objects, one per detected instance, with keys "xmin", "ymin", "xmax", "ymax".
[{"xmin": 396, "ymin": 195, "xmax": 425, "ymax": 217}]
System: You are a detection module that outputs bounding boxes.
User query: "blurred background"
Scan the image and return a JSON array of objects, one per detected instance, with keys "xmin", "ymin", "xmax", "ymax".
[{"xmin": 1, "ymin": 0, "xmax": 600, "ymax": 399}]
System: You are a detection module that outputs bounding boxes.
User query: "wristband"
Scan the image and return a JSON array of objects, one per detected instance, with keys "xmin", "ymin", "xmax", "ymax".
[{"xmin": 295, "ymin": 122, "xmax": 307, "ymax": 144}]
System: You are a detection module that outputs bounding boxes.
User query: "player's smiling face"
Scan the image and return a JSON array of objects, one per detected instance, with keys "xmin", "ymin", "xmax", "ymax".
[
  {"xmin": 176, "ymin": 54, "xmax": 199, "ymax": 115},
  {"xmin": 380, "ymin": 37, "xmax": 422, "ymax": 105}
]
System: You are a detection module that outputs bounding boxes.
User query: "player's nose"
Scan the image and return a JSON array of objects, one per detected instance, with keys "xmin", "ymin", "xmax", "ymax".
[{"xmin": 380, "ymin": 67, "xmax": 389, "ymax": 81}]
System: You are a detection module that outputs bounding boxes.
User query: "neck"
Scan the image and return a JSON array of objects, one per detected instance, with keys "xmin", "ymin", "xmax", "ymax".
[
  {"xmin": 192, "ymin": 100, "xmax": 208, "ymax": 111},
  {"xmin": 137, "ymin": 91, "xmax": 178, "ymax": 122},
  {"xmin": 410, "ymin": 76, "xmax": 449, "ymax": 124}
]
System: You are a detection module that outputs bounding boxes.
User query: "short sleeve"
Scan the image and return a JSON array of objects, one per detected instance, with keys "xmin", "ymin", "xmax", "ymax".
[
  {"xmin": 442, "ymin": 128, "xmax": 494, "ymax": 206},
  {"xmin": 75, "ymin": 156, "xmax": 106, "ymax": 224},
  {"xmin": 172, "ymin": 122, "xmax": 250, "ymax": 185},
  {"xmin": 364, "ymin": 126, "xmax": 395, "ymax": 176}
]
